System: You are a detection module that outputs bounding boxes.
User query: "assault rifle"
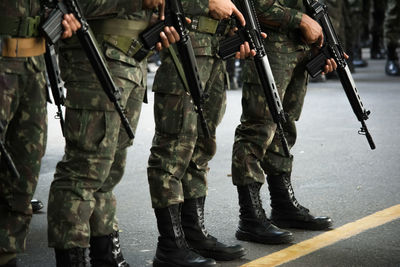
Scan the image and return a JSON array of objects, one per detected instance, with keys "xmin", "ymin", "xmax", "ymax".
[
  {"xmin": 41, "ymin": 1, "xmax": 135, "ymax": 139},
  {"xmin": 218, "ymin": 0, "xmax": 290, "ymax": 156},
  {"xmin": 0, "ymin": 121, "xmax": 20, "ymax": 179},
  {"xmin": 304, "ymin": 0, "xmax": 375, "ymax": 149},
  {"xmin": 139, "ymin": 0, "xmax": 210, "ymax": 138}
]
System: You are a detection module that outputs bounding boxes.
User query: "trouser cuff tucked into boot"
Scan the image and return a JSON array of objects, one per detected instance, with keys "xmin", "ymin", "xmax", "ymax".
[
  {"xmin": 182, "ymin": 197, "xmax": 247, "ymax": 261},
  {"xmin": 154, "ymin": 204, "xmax": 216, "ymax": 267},
  {"xmin": 90, "ymin": 231, "xmax": 130, "ymax": 267},
  {"xmin": 54, "ymin": 248, "xmax": 90, "ymax": 267},
  {"xmin": 267, "ymin": 174, "xmax": 333, "ymax": 230},
  {"xmin": 236, "ymin": 183, "xmax": 293, "ymax": 244}
]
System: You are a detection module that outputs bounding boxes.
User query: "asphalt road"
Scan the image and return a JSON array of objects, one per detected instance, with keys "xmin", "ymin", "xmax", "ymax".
[{"xmin": 19, "ymin": 55, "xmax": 400, "ymax": 266}]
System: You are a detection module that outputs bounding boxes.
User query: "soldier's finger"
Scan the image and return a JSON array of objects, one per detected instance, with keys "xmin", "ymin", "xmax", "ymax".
[
  {"xmin": 162, "ymin": 27, "xmax": 175, "ymax": 44},
  {"xmin": 159, "ymin": 0, "xmax": 165, "ymax": 20},
  {"xmin": 70, "ymin": 14, "xmax": 81, "ymax": 31},
  {"xmin": 235, "ymin": 51, "xmax": 241, "ymax": 59},
  {"xmin": 244, "ymin": 41, "xmax": 251, "ymax": 57},
  {"xmin": 160, "ymin": 31, "xmax": 170, "ymax": 48},
  {"xmin": 261, "ymin": 32, "xmax": 267, "ymax": 39},
  {"xmin": 239, "ymin": 44, "xmax": 245, "ymax": 59},
  {"xmin": 61, "ymin": 20, "xmax": 72, "ymax": 39},
  {"xmin": 169, "ymin": 26, "xmax": 180, "ymax": 42},
  {"xmin": 331, "ymin": 58, "xmax": 337, "ymax": 70},
  {"xmin": 232, "ymin": 6, "xmax": 246, "ymax": 26},
  {"xmin": 156, "ymin": 42, "xmax": 163, "ymax": 51}
]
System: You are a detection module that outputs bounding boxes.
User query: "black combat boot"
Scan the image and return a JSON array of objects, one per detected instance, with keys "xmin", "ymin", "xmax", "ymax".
[
  {"xmin": 385, "ymin": 45, "xmax": 400, "ymax": 76},
  {"xmin": 89, "ymin": 231, "xmax": 130, "ymax": 267},
  {"xmin": 153, "ymin": 204, "xmax": 216, "ymax": 267},
  {"xmin": 267, "ymin": 173, "xmax": 333, "ymax": 230},
  {"xmin": 54, "ymin": 247, "xmax": 90, "ymax": 267},
  {"xmin": 182, "ymin": 197, "xmax": 247, "ymax": 261},
  {"xmin": 236, "ymin": 183, "xmax": 293, "ymax": 244}
]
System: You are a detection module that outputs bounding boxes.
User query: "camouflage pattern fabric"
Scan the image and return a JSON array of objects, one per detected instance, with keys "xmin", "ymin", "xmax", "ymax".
[
  {"xmin": 147, "ymin": 0, "xmax": 230, "ymax": 208},
  {"xmin": 46, "ymin": 1, "xmax": 149, "ymax": 247},
  {"xmin": 0, "ymin": 0, "xmax": 47, "ymax": 257},
  {"xmin": 0, "ymin": 55, "xmax": 47, "ymax": 254},
  {"xmin": 231, "ymin": 0, "xmax": 310, "ymax": 186},
  {"xmin": 148, "ymin": 53, "xmax": 227, "ymax": 208},
  {"xmin": 384, "ymin": 0, "xmax": 400, "ymax": 47}
]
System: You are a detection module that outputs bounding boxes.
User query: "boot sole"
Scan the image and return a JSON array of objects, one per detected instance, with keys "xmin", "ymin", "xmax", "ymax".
[
  {"xmin": 195, "ymin": 248, "xmax": 247, "ymax": 261},
  {"xmin": 153, "ymin": 257, "xmax": 179, "ymax": 267},
  {"xmin": 153, "ymin": 257, "xmax": 216, "ymax": 267},
  {"xmin": 235, "ymin": 229, "xmax": 293, "ymax": 244},
  {"xmin": 273, "ymin": 220, "xmax": 333, "ymax": 231}
]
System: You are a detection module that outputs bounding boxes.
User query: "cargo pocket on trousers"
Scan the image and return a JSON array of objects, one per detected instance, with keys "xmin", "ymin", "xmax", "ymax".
[
  {"xmin": 65, "ymin": 109, "xmax": 113, "ymax": 152},
  {"xmin": 154, "ymin": 93, "xmax": 183, "ymax": 135}
]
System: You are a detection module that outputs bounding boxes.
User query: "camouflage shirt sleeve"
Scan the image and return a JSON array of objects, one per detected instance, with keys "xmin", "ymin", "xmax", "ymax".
[
  {"xmin": 255, "ymin": 0, "xmax": 303, "ymax": 33},
  {"xmin": 78, "ymin": 0, "xmax": 142, "ymax": 17},
  {"xmin": 181, "ymin": 0, "xmax": 209, "ymax": 16}
]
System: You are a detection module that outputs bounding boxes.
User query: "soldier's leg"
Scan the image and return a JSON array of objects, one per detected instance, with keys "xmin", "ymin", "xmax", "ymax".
[
  {"xmin": 47, "ymin": 46, "xmax": 122, "ymax": 251},
  {"xmin": 261, "ymin": 52, "xmax": 332, "ymax": 230},
  {"xmin": 0, "ymin": 56, "xmax": 47, "ymax": 261},
  {"xmin": 90, "ymin": 80, "xmax": 146, "ymax": 267},
  {"xmin": 232, "ymin": 55, "xmax": 294, "ymax": 245},
  {"xmin": 179, "ymin": 58, "xmax": 246, "ymax": 261},
  {"xmin": 384, "ymin": 0, "xmax": 400, "ymax": 75},
  {"xmin": 148, "ymin": 54, "xmax": 216, "ymax": 267}
]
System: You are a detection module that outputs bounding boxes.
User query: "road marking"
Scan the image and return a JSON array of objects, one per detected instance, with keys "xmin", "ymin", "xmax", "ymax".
[{"xmin": 241, "ymin": 204, "xmax": 400, "ymax": 267}]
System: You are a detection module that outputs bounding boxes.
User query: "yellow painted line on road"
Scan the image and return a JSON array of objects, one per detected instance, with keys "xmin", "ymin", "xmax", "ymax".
[{"xmin": 241, "ymin": 204, "xmax": 400, "ymax": 267}]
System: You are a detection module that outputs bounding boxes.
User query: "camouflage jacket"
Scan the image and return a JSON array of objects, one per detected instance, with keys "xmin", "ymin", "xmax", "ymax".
[
  {"xmin": 255, "ymin": 0, "xmax": 309, "ymax": 53},
  {"xmin": 0, "ymin": 0, "xmax": 42, "ymax": 19}
]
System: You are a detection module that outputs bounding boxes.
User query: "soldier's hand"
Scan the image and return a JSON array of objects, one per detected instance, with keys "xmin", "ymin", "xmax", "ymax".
[
  {"xmin": 155, "ymin": 26, "xmax": 181, "ymax": 50},
  {"xmin": 321, "ymin": 53, "xmax": 348, "ymax": 74},
  {"xmin": 233, "ymin": 32, "xmax": 266, "ymax": 59},
  {"xmin": 299, "ymin": 14, "xmax": 323, "ymax": 47},
  {"xmin": 61, "ymin": 14, "xmax": 81, "ymax": 39},
  {"xmin": 209, "ymin": 0, "xmax": 246, "ymax": 26}
]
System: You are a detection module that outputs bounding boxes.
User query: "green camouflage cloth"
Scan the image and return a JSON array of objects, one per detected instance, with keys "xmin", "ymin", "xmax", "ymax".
[
  {"xmin": 232, "ymin": 0, "xmax": 310, "ymax": 185},
  {"xmin": 384, "ymin": 0, "xmax": 400, "ymax": 47},
  {"xmin": 0, "ymin": 0, "xmax": 47, "ymax": 257},
  {"xmin": 47, "ymin": 1, "xmax": 149, "ymax": 249},
  {"xmin": 147, "ymin": 0, "xmax": 229, "ymax": 208}
]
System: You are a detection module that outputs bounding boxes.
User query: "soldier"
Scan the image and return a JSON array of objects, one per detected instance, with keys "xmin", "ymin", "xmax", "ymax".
[
  {"xmin": 46, "ymin": 0, "xmax": 179, "ymax": 266},
  {"xmin": 146, "ymin": 0, "xmax": 253, "ymax": 266},
  {"xmin": 384, "ymin": 0, "xmax": 400, "ymax": 76},
  {"xmin": 0, "ymin": 2, "xmax": 80, "ymax": 266},
  {"xmin": 231, "ymin": 0, "xmax": 337, "ymax": 245}
]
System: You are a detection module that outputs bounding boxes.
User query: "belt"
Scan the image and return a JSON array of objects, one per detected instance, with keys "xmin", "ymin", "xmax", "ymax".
[
  {"xmin": 1, "ymin": 37, "xmax": 46, "ymax": 57},
  {"xmin": 187, "ymin": 16, "xmax": 231, "ymax": 35},
  {"xmin": 90, "ymin": 19, "xmax": 153, "ymax": 62},
  {"xmin": 0, "ymin": 16, "xmax": 42, "ymax": 38}
]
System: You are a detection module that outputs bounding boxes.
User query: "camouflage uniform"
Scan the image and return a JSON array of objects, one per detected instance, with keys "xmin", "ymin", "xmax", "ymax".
[
  {"xmin": 147, "ymin": 0, "xmax": 230, "ymax": 208},
  {"xmin": 384, "ymin": 0, "xmax": 400, "ymax": 49},
  {"xmin": 232, "ymin": 0, "xmax": 309, "ymax": 185},
  {"xmin": 0, "ymin": 0, "xmax": 47, "ymax": 261},
  {"xmin": 47, "ymin": 0, "xmax": 149, "ymax": 249}
]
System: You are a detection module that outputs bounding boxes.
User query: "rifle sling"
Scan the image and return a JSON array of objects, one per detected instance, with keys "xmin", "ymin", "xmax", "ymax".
[{"xmin": 168, "ymin": 45, "xmax": 190, "ymax": 94}]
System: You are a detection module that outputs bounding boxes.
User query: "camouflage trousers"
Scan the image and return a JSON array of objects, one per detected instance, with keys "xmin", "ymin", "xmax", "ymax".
[
  {"xmin": 47, "ymin": 42, "xmax": 147, "ymax": 249},
  {"xmin": 0, "ymin": 55, "xmax": 48, "ymax": 254},
  {"xmin": 148, "ymin": 54, "xmax": 227, "ymax": 209},
  {"xmin": 232, "ymin": 50, "xmax": 309, "ymax": 186},
  {"xmin": 384, "ymin": 0, "xmax": 400, "ymax": 47}
]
